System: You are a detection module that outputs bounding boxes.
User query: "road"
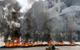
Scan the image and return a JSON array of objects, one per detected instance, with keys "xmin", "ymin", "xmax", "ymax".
[
  {"xmin": 0, "ymin": 47, "xmax": 45, "ymax": 50},
  {"xmin": 56, "ymin": 46, "xmax": 80, "ymax": 50},
  {"xmin": 0, "ymin": 46, "xmax": 80, "ymax": 50},
  {"xmin": 0, "ymin": 38, "xmax": 80, "ymax": 50}
]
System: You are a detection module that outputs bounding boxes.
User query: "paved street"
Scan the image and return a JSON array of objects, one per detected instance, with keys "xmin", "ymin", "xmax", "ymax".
[
  {"xmin": 0, "ymin": 47, "xmax": 45, "ymax": 50},
  {"xmin": 0, "ymin": 46, "xmax": 80, "ymax": 50},
  {"xmin": 0, "ymin": 38, "xmax": 80, "ymax": 50},
  {"xmin": 56, "ymin": 46, "xmax": 80, "ymax": 50}
]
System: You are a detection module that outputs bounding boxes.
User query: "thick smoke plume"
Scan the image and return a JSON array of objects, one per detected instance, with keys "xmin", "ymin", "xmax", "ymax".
[
  {"xmin": 3, "ymin": 0, "xmax": 80, "ymax": 42},
  {"xmin": 3, "ymin": 0, "xmax": 23, "ymax": 41}
]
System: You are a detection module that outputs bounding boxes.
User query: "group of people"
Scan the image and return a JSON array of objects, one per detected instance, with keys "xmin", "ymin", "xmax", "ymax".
[{"xmin": 52, "ymin": 30, "xmax": 80, "ymax": 42}]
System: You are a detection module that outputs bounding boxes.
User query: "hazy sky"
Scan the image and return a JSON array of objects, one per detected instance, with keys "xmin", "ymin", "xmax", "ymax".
[
  {"xmin": 16, "ymin": 0, "xmax": 32, "ymax": 12},
  {"xmin": 16, "ymin": 0, "xmax": 45, "ymax": 12}
]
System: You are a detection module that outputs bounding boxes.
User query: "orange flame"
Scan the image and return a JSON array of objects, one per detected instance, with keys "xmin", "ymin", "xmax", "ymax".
[
  {"xmin": 6, "ymin": 41, "xmax": 10, "ymax": 47},
  {"xmin": 6, "ymin": 38, "xmax": 21, "ymax": 47},
  {"xmin": 24, "ymin": 41, "xmax": 28, "ymax": 46},
  {"xmin": 70, "ymin": 42, "xmax": 77, "ymax": 45},
  {"xmin": 6, "ymin": 38, "xmax": 52, "ymax": 47},
  {"xmin": 38, "ymin": 42, "xmax": 41, "ymax": 45},
  {"xmin": 6, "ymin": 41, "xmax": 14, "ymax": 47},
  {"xmin": 28, "ymin": 43, "xmax": 32, "ymax": 46},
  {"xmin": 36, "ymin": 43, "xmax": 38, "ymax": 46},
  {"xmin": 12, "ymin": 38, "xmax": 15, "ymax": 44},
  {"xmin": 21, "ymin": 43, "xmax": 25, "ymax": 47},
  {"xmin": 12, "ymin": 38, "xmax": 15, "ymax": 47},
  {"xmin": 48, "ymin": 42, "xmax": 51, "ymax": 46},
  {"xmin": 50, "ymin": 40, "xmax": 55, "ymax": 45},
  {"xmin": 9, "ymin": 44, "xmax": 13, "ymax": 47},
  {"xmin": 32, "ymin": 42, "xmax": 35, "ymax": 46},
  {"xmin": 15, "ymin": 38, "xmax": 20, "ymax": 46},
  {"xmin": 41, "ymin": 41, "xmax": 43, "ymax": 45},
  {"xmin": 6, "ymin": 40, "xmax": 45, "ymax": 47},
  {"xmin": 48, "ymin": 40, "xmax": 55, "ymax": 46},
  {"xmin": 59, "ymin": 42, "xmax": 64, "ymax": 45}
]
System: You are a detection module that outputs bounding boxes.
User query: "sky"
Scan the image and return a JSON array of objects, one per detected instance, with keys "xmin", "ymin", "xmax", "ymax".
[
  {"xmin": 16, "ymin": 0, "xmax": 45, "ymax": 12},
  {"xmin": 16, "ymin": 0, "xmax": 33, "ymax": 12}
]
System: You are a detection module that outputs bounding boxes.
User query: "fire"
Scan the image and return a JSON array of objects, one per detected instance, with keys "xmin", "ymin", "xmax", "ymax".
[
  {"xmin": 32, "ymin": 42, "xmax": 35, "ymax": 46},
  {"xmin": 48, "ymin": 42, "xmax": 51, "ymax": 46},
  {"xmin": 6, "ymin": 38, "xmax": 20, "ymax": 47},
  {"xmin": 21, "ymin": 44, "xmax": 25, "ymax": 47},
  {"xmin": 70, "ymin": 42, "xmax": 77, "ymax": 45},
  {"xmin": 59, "ymin": 42, "xmax": 64, "ymax": 45},
  {"xmin": 6, "ymin": 38, "xmax": 55, "ymax": 47},
  {"xmin": 48, "ymin": 40, "xmax": 55, "ymax": 46},
  {"xmin": 15, "ymin": 38, "xmax": 20, "ymax": 46},
  {"xmin": 38, "ymin": 42, "xmax": 41, "ymax": 45},
  {"xmin": 24, "ymin": 41, "xmax": 28, "ymax": 46},
  {"xmin": 6, "ymin": 41, "xmax": 10, "ymax": 47},
  {"xmin": 50, "ymin": 40, "xmax": 55, "ymax": 45},
  {"xmin": 6, "ymin": 41, "xmax": 14, "ymax": 47},
  {"xmin": 12, "ymin": 38, "xmax": 15, "ymax": 44},
  {"xmin": 36, "ymin": 43, "xmax": 38, "ymax": 46},
  {"xmin": 6, "ymin": 38, "xmax": 78, "ymax": 47},
  {"xmin": 41, "ymin": 41, "xmax": 43, "ymax": 45},
  {"xmin": 28, "ymin": 43, "xmax": 32, "ymax": 46}
]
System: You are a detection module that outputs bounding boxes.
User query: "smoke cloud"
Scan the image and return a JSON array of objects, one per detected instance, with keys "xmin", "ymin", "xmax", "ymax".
[{"xmin": 3, "ymin": 0, "xmax": 80, "ymax": 42}]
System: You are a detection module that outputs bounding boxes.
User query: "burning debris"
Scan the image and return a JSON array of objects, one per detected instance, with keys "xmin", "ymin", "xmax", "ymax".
[
  {"xmin": 0, "ymin": 0, "xmax": 80, "ymax": 47},
  {"xmin": 3, "ymin": 0, "xmax": 65, "ymax": 44},
  {"xmin": 20, "ymin": 1, "xmax": 51, "ymax": 42}
]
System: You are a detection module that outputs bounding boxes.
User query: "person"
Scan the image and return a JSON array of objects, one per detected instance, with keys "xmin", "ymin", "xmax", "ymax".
[
  {"xmin": 59, "ymin": 33, "xmax": 63, "ymax": 42},
  {"xmin": 75, "ymin": 33, "xmax": 78, "ymax": 41}
]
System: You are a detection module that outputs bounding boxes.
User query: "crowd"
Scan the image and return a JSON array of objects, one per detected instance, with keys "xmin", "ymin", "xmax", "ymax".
[{"xmin": 52, "ymin": 30, "xmax": 80, "ymax": 42}]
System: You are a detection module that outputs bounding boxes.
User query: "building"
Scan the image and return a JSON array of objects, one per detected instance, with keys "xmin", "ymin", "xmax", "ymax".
[
  {"xmin": 0, "ymin": 0, "xmax": 4, "ymax": 20},
  {"xmin": 0, "ymin": 0, "xmax": 5, "ymax": 36}
]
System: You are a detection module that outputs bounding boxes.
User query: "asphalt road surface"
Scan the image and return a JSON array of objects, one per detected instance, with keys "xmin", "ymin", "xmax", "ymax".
[
  {"xmin": 56, "ymin": 46, "xmax": 80, "ymax": 50},
  {"xmin": 0, "ymin": 46, "xmax": 80, "ymax": 50},
  {"xmin": 0, "ymin": 38, "xmax": 80, "ymax": 50}
]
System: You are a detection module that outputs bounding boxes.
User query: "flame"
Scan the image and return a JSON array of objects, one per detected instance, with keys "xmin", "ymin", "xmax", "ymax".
[
  {"xmin": 9, "ymin": 44, "xmax": 13, "ymax": 47},
  {"xmin": 12, "ymin": 38, "xmax": 15, "ymax": 44},
  {"xmin": 21, "ymin": 43, "xmax": 25, "ymax": 47},
  {"xmin": 41, "ymin": 41, "xmax": 43, "ymax": 45},
  {"xmin": 48, "ymin": 40, "xmax": 55, "ymax": 46},
  {"xmin": 70, "ymin": 42, "xmax": 77, "ymax": 45},
  {"xmin": 6, "ymin": 41, "xmax": 14, "ymax": 47},
  {"xmin": 36, "ymin": 43, "xmax": 38, "ymax": 46},
  {"xmin": 59, "ymin": 42, "xmax": 64, "ymax": 45},
  {"xmin": 38, "ymin": 42, "xmax": 41, "ymax": 45},
  {"xmin": 6, "ymin": 38, "xmax": 49, "ymax": 47},
  {"xmin": 12, "ymin": 38, "xmax": 15, "ymax": 47},
  {"xmin": 32, "ymin": 42, "xmax": 35, "ymax": 46},
  {"xmin": 15, "ymin": 38, "xmax": 20, "ymax": 46},
  {"xmin": 6, "ymin": 38, "xmax": 21, "ymax": 47},
  {"xmin": 6, "ymin": 38, "xmax": 77, "ymax": 47},
  {"xmin": 6, "ymin": 41, "xmax": 10, "ymax": 47},
  {"xmin": 24, "ymin": 41, "xmax": 28, "ymax": 46},
  {"xmin": 48, "ymin": 42, "xmax": 51, "ymax": 46},
  {"xmin": 28, "ymin": 43, "xmax": 32, "ymax": 46},
  {"xmin": 50, "ymin": 40, "xmax": 55, "ymax": 45},
  {"xmin": 6, "ymin": 38, "xmax": 15, "ymax": 47}
]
